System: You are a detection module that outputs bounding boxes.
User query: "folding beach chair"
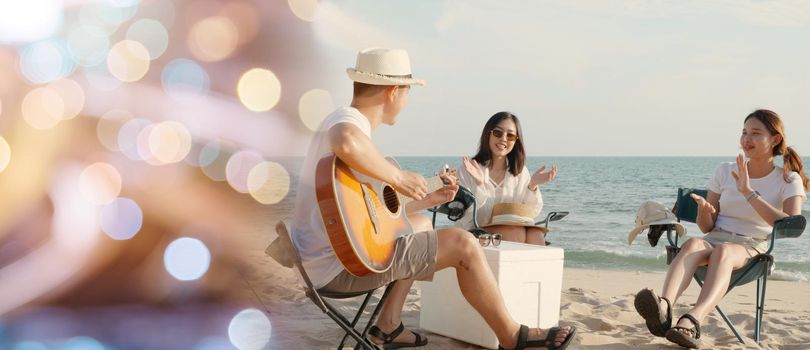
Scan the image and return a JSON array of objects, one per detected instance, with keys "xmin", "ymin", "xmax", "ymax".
[
  {"xmin": 429, "ymin": 186, "xmax": 569, "ymax": 241},
  {"xmin": 661, "ymin": 188, "xmax": 807, "ymax": 344},
  {"xmin": 271, "ymin": 222, "xmax": 392, "ymax": 350}
]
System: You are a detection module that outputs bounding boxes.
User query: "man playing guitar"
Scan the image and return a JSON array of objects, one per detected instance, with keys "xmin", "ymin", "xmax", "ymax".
[{"xmin": 291, "ymin": 48, "xmax": 576, "ymax": 350}]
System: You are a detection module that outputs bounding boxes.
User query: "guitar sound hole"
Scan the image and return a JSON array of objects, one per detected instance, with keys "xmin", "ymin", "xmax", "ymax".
[{"xmin": 382, "ymin": 186, "xmax": 400, "ymax": 213}]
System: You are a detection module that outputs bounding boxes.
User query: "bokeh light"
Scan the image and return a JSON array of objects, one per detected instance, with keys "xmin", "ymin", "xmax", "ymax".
[
  {"xmin": 0, "ymin": 0, "xmax": 63, "ymax": 43},
  {"xmin": 97, "ymin": 109, "xmax": 134, "ymax": 151},
  {"xmin": 48, "ymin": 78, "xmax": 86, "ymax": 120},
  {"xmin": 137, "ymin": 1, "xmax": 175, "ymax": 30},
  {"xmin": 135, "ymin": 123, "xmax": 162, "ymax": 165},
  {"xmin": 187, "ymin": 16, "xmax": 239, "ymax": 62},
  {"xmin": 11, "ymin": 341, "xmax": 49, "ymax": 350},
  {"xmin": 62, "ymin": 336, "xmax": 106, "ymax": 350},
  {"xmin": 79, "ymin": 162, "xmax": 123, "ymax": 205},
  {"xmin": 0, "ymin": 136, "xmax": 10, "ymax": 173},
  {"xmin": 200, "ymin": 140, "xmax": 229, "ymax": 181},
  {"xmin": 227, "ymin": 308, "xmax": 272, "ymax": 350},
  {"xmin": 148, "ymin": 121, "xmax": 193, "ymax": 164},
  {"xmin": 67, "ymin": 24, "xmax": 110, "ymax": 67},
  {"xmin": 298, "ymin": 89, "xmax": 334, "ymax": 131},
  {"xmin": 19, "ymin": 39, "xmax": 76, "ymax": 84},
  {"xmin": 118, "ymin": 118, "xmax": 152, "ymax": 161},
  {"xmin": 161, "ymin": 58, "xmax": 210, "ymax": 99},
  {"xmin": 79, "ymin": 0, "xmax": 139, "ymax": 36},
  {"xmin": 127, "ymin": 18, "xmax": 169, "ymax": 60},
  {"xmin": 237, "ymin": 68, "xmax": 281, "ymax": 112},
  {"xmin": 247, "ymin": 161, "xmax": 290, "ymax": 205},
  {"xmin": 22, "ymin": 86, "xmax": 64, "ymax": 130},
  {"xmin": 225, "ymin": 150, "xmax": 263, "ymax": 193},
  {"xmin": 100, "ymin": 197, "xmax": 143, "ymax": 240},
  {"xmin": 193, "ymin": 337, "xmax": 233, "ymax": 350},
  {"xmin": 288, "ymin": 0, "xmax": 319, "ymax": 22},
  {"xmin": 163, "ymin": 237, "xmax": 211, "ymax": 281},
  {"xmin": 221, "ymin": 1, "xmax": 260, "ymax": 45},
  {"xmin": 107, "ymin": 40, "xmax": 151, "ymax": 82},
  {"xmin": 83, "ymin": 61, "xmax": 124, "ymax": 91}
]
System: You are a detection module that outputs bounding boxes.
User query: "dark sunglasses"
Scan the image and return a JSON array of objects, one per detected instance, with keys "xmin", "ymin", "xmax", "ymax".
[
  {"xmin": 478, "ymin": 233, "xmax": 502, "ymax": 247},
  {"xmin": 490, "ymin": 129, "xmax": 518, "ymax": 142}
]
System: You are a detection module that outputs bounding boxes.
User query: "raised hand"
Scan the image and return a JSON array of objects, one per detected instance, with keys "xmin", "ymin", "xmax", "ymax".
[
  {"xmin": 691, "ymin": 193, "xmax": 716, "ymax": 216},
  {"xmin": 730, "ymin": 153, "xmax": 754, "ymax": 196},
  {"xmin": 426, "ymin": 183, "xmax": 460, "ymax": 206},
  {"xmin": 394, "ymin": 170, "xmax": 428, "ymax": 200},
  {"xmin": 436, "ymin": 164, "xmax": 458, "ymax": 186},
  {"xmin": 530, "ymin": 164, "xmax": 558, "ymax": 189},
  {"xmin": 462, "ymin": 156, "xmax": 484, "ymax": 186}
]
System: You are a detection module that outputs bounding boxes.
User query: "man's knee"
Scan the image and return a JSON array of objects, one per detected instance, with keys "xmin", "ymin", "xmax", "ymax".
[{"xmin": 438, "ymin": 227, "xmax": 479, "ymax": 260}]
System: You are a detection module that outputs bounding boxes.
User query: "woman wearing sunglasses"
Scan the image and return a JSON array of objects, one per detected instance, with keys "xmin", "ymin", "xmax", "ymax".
[{"xmin": 457, "ymin": 111, "xmax": 558, "ymax": 245}]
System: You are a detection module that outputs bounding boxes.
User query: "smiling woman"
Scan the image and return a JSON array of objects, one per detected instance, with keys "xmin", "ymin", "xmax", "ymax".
[{"xmin": 456, "ymin": 111, "xmax": 559, "ymax": 245}]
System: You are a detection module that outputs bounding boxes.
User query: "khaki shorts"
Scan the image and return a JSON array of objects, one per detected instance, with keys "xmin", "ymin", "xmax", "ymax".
[
  {"xmin": 704, "ymin": 228, "xmax": 769, "ymax": 256},
  {"xmin": 320, "ymin": 230, "xmax": 438, "ymax": 294}
]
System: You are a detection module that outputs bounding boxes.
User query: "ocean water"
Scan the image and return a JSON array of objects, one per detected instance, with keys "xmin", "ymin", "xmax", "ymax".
[{"xmin": 277, "ymin": 157, "xmax": 810, "ymax": 282}]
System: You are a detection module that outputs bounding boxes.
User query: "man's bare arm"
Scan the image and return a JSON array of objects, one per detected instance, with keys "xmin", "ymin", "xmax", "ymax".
[{"xmin": 328, "ymin": 123, "xmax": 427, "ymax": 200}]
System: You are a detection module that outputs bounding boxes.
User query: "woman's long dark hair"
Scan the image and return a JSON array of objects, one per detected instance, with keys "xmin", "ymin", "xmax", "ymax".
[
  {"xmin": 471, "ymin": 111, "xmax": 525, "ymax": 176},
  {"xmin": 745, "ymin": 109, "xmax": 809, "ymax": 190}
]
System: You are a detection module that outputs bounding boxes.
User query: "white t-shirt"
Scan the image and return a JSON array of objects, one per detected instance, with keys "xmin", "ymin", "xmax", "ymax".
[
  {"xmin": 707, "ymin": 162, "xmax": 807, "ymax": 239},
  {"xmin": 456, "ymin": 164, "xmax": 543, "ymax": 229},
  {"xmin": 291, "ymin": 107, "xmax": 372, "ymax": 289}
]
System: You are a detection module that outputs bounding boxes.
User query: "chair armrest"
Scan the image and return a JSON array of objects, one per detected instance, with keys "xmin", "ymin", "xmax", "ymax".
[
  {"xmin": 535, "ymin": 211, "xmax": 569, "ymax": 228},
  {"xmin": 765, "ymin": 215, "xmax": 806, "ymax": 255}
]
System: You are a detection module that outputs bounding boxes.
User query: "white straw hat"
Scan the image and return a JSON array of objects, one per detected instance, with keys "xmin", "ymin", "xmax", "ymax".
[
  {"xmin": 346, "ymin": 48, "xmax": 426, "ymax": 86},
  {"xmin": 482, "ymin": 203, "xmax": 549, "ymax": 233},
  {"xmin": 627, "ymin": 201, "xmax": 685, "ymax": 245}
]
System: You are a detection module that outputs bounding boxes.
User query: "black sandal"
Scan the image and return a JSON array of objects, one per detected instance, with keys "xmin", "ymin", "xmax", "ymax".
[
  {"xmin": 369, "ymin": 323, "xmax": 427, "ymax": 349},
  {"xmin": 498, "ymin": 324, "xmax": 577, "ymax": 350},
  {"xmin": 634, "ymin": 288, "xmax": 672, "ymax": 337},
  {"xmin": 665, "ymin": 314, "xmax": 702, "ymax": 349}
]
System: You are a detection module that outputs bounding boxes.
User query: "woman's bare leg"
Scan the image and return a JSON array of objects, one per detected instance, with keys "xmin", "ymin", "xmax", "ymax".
[
  {"xmin": 486, "ymin": 225, "xmax": 526, "ymax": 243},
  {"xmin": 525, "ymin": 227, "xmax": 546, "ymax": 245},
  {"xmin": 674, "ymin": 243, "xmax": 754, "ymax": 332},
  {"xmin": 660, "ymin": 238, "xmax": 713, "ymax": 313}
]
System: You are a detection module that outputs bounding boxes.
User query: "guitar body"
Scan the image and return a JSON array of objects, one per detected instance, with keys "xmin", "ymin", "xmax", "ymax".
[{"xmin": 315, "ymin": 153, "xmax": 413, "ymax": 276}]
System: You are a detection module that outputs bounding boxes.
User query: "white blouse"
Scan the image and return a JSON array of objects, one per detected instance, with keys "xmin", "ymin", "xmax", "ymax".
[{"xmin": 455, "ymin": 163, "xmax": 543, "ymax": 229}]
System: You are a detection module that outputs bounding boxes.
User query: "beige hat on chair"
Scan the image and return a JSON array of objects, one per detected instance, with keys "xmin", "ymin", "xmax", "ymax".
[
  {"xmin": 627, "ymin": 201, "xmax": 686, "ymax": 245},
  {"xmin": 346, "ymin": 48, "xmax": 426, "ymax": 86},
  {"xmin": 482, "ymin": 203, "xmax": 549, "ymax": 233}
]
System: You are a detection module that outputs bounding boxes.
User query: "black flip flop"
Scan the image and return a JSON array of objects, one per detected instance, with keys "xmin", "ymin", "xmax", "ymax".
[
  {"xmin": 369, "ymin": 323, "xmax": 427, "ymax": 349},
  {"xmin": 665, "ymin": 314, "xmax": 702, "ymax": 349},
  {"xmin": 634, "ymin": 288, "xmax": 672, "ymax": 337},
  {"xmin": 498, "ymin": 324, "xmax": 577, "ymax": 350}
]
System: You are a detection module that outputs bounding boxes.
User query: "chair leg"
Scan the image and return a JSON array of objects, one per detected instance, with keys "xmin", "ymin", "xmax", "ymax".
[
  {"xmin": 362, "ymin": 283, "xmax": 395, "ymax": 338},
  {"xmin": 323, "ymin": 299, "xmax": 380, "ymax": 350},
  {"xmin": 755, "ymin": 273, "xmax": 769, "ymax": 344},
  {"xmin": 715, "ymin": 304, "xmax": 744, "ymax": 344},
  {"xmin": 347, "ymin": 283, "xmax": 394, "ymax": 350},
  {"xmin": 336, "ymin": 291, "xmax": 376, "ymax": 350},
  {"xmin": 695, "ymin": 276, "xmax": 745, "ymax": 344}
]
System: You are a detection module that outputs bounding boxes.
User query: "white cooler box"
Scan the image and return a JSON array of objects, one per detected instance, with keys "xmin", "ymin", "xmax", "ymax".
[{"xmin": 419, "ymin": 241, "xmax": 564, "ymax": 349}]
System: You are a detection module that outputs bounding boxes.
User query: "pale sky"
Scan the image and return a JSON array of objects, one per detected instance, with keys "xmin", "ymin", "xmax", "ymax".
[{"xmin": 298, "ymin": 0, "xmax": 810, "ymax": 157}]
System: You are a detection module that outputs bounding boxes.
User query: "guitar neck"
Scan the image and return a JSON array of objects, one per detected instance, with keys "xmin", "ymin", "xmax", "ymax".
[{"xmin": 401, "ymin": 176, "xmax": 445, "ymax": 204}]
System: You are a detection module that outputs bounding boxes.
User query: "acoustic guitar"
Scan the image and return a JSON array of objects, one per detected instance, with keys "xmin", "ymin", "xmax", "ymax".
[{"xmin": 315, "ymin": 153, "xmax": 445, "ymax": 276}]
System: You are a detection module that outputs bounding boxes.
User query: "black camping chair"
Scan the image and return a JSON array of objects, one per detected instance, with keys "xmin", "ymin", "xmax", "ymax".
[
  {"xmin": 429, "ymin": 186, "xmax": 489, "ymax": 237},
  {"xmin": 659, "ymin": 188, "xmax": 806, "ymax": 345},
  {"xmin": 429, "ymin": 186, "xmax": 569, "ymax": 240},
  {"xmin": 275, "ymin": 222, "xmax": 391, "ymax": 350}
]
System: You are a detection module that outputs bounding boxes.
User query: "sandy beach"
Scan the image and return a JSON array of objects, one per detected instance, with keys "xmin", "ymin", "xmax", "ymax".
[{"xmin": 242, "ymin": 224, "xmax": 810, "ymax": 350}]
